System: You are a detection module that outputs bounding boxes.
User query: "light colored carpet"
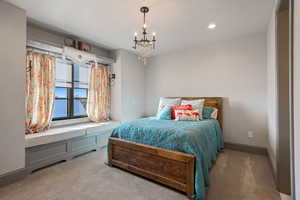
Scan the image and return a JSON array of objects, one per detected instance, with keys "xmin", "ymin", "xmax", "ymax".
[{"xmin": 0, "ymin": 149, "xmax": 280, "ymax": 200}]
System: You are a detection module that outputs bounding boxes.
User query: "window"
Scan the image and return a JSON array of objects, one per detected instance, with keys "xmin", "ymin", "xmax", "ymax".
[{"xmin": 53, "ymin": 59, "xmax": 90, "ymax": 120}]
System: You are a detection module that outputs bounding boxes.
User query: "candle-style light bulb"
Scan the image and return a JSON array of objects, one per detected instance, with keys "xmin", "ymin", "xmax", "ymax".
[
  {"xmin": 152, "ymin": 32, "xmax": 156, "ymax": 42},
  {"xmin": 152, "ymin": 32, "xmax": 156, "ymax": 49},
  {"xmin": 134, "ymin": 32, "xmax": 138, "ymax": 42},
  {"xmin": 143, "ymin": 24, "xmax": 147, "ymax": 29}
]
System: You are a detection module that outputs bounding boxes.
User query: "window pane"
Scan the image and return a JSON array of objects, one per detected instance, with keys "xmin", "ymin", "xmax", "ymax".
[
  {"xmin": 74, "ymin": 64, "xmax": 89, "ymax": 89},
  {"xmin": 73, "ymin": 88, "xmax": 87, "ymax": 98},
  {"xmin": 55, "ymin": 88, "xmax": 68, "ymax": 98},
  {"xmin": 53, "ymin": 99, "xmax": 68, "ymax": 118},
  {"xmin": 55, "ymin": 59, "xmax": 72, "ymax": 88},
  {"xmin": 73, "ymin": 99, "xmax": 87, "ymax": 116}
]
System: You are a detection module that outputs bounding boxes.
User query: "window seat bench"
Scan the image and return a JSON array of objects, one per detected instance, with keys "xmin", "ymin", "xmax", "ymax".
[{"xmin": 25, "ymin": 121, "xmax": 120, "ymax": 173}]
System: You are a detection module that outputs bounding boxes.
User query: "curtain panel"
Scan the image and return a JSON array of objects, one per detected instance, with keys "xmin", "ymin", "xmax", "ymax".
[
  {"xmin": 26, "ymin": 51, "xmax": 55, "ymax": 134},
  {"xmin": 87, "ymin": 64, "xmax": 110, "ymax": 122}
]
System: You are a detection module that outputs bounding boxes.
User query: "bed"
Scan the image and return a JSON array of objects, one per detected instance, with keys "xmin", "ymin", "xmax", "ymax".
[{"xmin": 108, "ymin": 97, "xmax": 223, "ymax": 200}]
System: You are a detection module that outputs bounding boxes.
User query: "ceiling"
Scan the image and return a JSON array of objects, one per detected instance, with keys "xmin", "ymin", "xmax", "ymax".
[{"xmin": 6, "ymin": 0, "xmax": 274, "ymax": 55}]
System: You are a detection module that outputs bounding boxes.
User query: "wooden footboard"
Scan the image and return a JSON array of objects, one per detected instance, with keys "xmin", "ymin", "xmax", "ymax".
[{"xmin": 108, "ymin": 137, "xmax": 195, "ymax": 199}]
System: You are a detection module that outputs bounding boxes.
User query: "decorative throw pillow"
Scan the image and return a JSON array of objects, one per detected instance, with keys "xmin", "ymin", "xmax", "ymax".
[
  {"xmin": 161, "ymin": 104, "xmax": 192, "ymax": 120},
  {"xmin": 175, "ymin": 109, "xmax": 200, "ymax": 121},
  {"xmin": 172, "ymin": 104, "xmax": 193, "ymax": 119},
  {"xmin": 181, "ymin": 99, "xmax": 205, "ymax": 119},
  {"xmin": 202, "ymin": 106, "xmax": 218, "ymax": 119},
  {"xmin": 156, "ymin": 106, "xmax": 172, "ymax": 120},
  {"xmin": 157, "ymin": 97, "xmax": 181, "ymax": 113}
]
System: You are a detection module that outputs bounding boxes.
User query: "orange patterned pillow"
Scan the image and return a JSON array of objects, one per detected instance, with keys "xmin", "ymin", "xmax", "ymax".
[
  {"xmin": 160, "ymin": 104, "xmax": 192, "ymax": 120},
  {"xmin": 175, "ymin": 109, "xmax": 200, "ymax": 121}
]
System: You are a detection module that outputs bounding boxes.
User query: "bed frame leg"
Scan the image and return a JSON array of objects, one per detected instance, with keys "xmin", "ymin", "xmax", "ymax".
[
  {"xmin": 108, "ymin": 138, "xmax": 113, "ymax": 167},
  {"xmin": 108, "ymin": 160, "xmax": 113, "ymax": 167},
  {"xmin": 186, "ymin": 185, "xmax": 194, "ymax": 199},
  {"xmin": 186, "ymin": 157, "xmax": 195, "ymax": 200}
]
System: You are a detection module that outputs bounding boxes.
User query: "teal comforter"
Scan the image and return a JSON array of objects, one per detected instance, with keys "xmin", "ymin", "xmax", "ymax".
[{"xmin": 111, "ymin": 117, "xmax": 224, "ymax": 200}]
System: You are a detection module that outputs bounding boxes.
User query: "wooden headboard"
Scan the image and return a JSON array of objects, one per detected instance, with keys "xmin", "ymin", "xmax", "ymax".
[{"xmin": 168, "ymin": 97, "xmax": 223, "ymax": 128}]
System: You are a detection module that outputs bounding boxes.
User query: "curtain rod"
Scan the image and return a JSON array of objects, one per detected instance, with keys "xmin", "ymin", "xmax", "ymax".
[
  {"xmin": 27, "ymin": 47, "xmax": 109, "ymax": 66},
  {"xmin": 26, "ymin": 46, "xmax": 111, "ymax": 67},
  {"xmin": 26, "ymin": 40, "xmax": 114, "ymax": 66},
  {"xmin": 27, "ymin": 47, "xmax": 64, "ymax": 58}
]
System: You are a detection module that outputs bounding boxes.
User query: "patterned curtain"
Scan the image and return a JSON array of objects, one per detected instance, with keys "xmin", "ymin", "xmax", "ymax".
[
  {"xmin": 26, "ymin": 51, "xmax": 55, "ymax": 134},
  {"xmin": 87, "ymin": 64, "xmax": 110, "ymax": 122}
]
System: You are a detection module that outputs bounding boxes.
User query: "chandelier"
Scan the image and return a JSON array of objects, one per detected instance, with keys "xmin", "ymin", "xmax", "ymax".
[{"xmin": 133, "ymin": 6, "xmax": 156, "ymax": 58}]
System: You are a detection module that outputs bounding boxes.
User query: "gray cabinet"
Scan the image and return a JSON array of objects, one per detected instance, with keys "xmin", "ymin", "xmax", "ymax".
[{"xmin": 26, "ymin": 129, "xmax": 112, "ymax": 173}]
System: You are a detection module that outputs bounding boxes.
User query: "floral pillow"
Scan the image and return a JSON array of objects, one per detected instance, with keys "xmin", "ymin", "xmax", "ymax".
[{"xmin": 175, "ymin": 109, "xmax": 200, "ymax": 121}]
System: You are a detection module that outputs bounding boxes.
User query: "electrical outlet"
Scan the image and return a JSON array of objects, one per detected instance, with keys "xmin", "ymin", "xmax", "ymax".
[{"xmin": 248, "ymin": 131, "xmax": 254, "ymax": 138}]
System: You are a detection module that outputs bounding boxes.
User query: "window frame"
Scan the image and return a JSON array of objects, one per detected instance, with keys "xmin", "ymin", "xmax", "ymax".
[{"xmin": 53, "ymin": 61, "xmax": 89, "ymax": 121}]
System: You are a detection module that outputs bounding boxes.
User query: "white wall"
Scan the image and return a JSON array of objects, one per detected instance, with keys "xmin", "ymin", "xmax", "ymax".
[
  {"xmin": 110, "ymin": 50, "xmax": 145, "ymax": 122},
  {"xmin": 110, "ymin": 50, "xmax": 123, "ymax": 121},
  {"xmin": 0, "ymin": 2, "xmax": 26, "ymax": 175},
  {"xmin": 120, "ymin": 50, "xmax": 145, "ymax": 121},
  {"xmin": 266, "ymin": 3, "xmax": 278, "ymax": 173},
  {"xmin": 145, "ymin": 33, "xmax": 268, "ymax": 147},
  {"xmin": 293, "ymin": 0, "xmax": 300, "ymax": 198}
]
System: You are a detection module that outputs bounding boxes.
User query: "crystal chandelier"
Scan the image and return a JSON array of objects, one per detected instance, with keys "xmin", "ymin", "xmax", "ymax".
[{"xmin": 133, "ymin": 6, "xmax": 156, "ymax": 58}]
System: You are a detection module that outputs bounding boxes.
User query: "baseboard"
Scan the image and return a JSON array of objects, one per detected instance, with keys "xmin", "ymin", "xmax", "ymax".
[
  {"xmin": 0, "ymin": 168, "xmax": 28, "ymax": 187},
  {"xmin": 224, "ymin": 142, "xmax": 268, "ymax": 156},
  {"xmin": 280, "ymin": 193, "xmax": 291, "ymax": 200}
]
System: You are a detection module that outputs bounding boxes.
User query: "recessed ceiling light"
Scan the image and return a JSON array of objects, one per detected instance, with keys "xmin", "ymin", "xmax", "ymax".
[{"xmin": 208, "ymin": 23, "xmax": 216, "ymax": 29}]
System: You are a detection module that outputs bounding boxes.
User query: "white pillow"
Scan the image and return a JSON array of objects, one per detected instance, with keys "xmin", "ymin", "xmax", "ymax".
[
  {"xmin": 157, "ymin": 97, "xmax": 181, "ymax": 112},
  {"xmin": 181, "ymin": 99, "xmax": 205, "ymax": 119}
]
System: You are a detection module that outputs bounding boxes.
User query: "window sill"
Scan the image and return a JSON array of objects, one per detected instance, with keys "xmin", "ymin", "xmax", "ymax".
[
  {"xmin": 25, "ymin": 121, "xmax": 120, "ymax": 148},
  {"xmin": 51, "ymin": 117, "xmax": 90, "ymax": 127}
]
